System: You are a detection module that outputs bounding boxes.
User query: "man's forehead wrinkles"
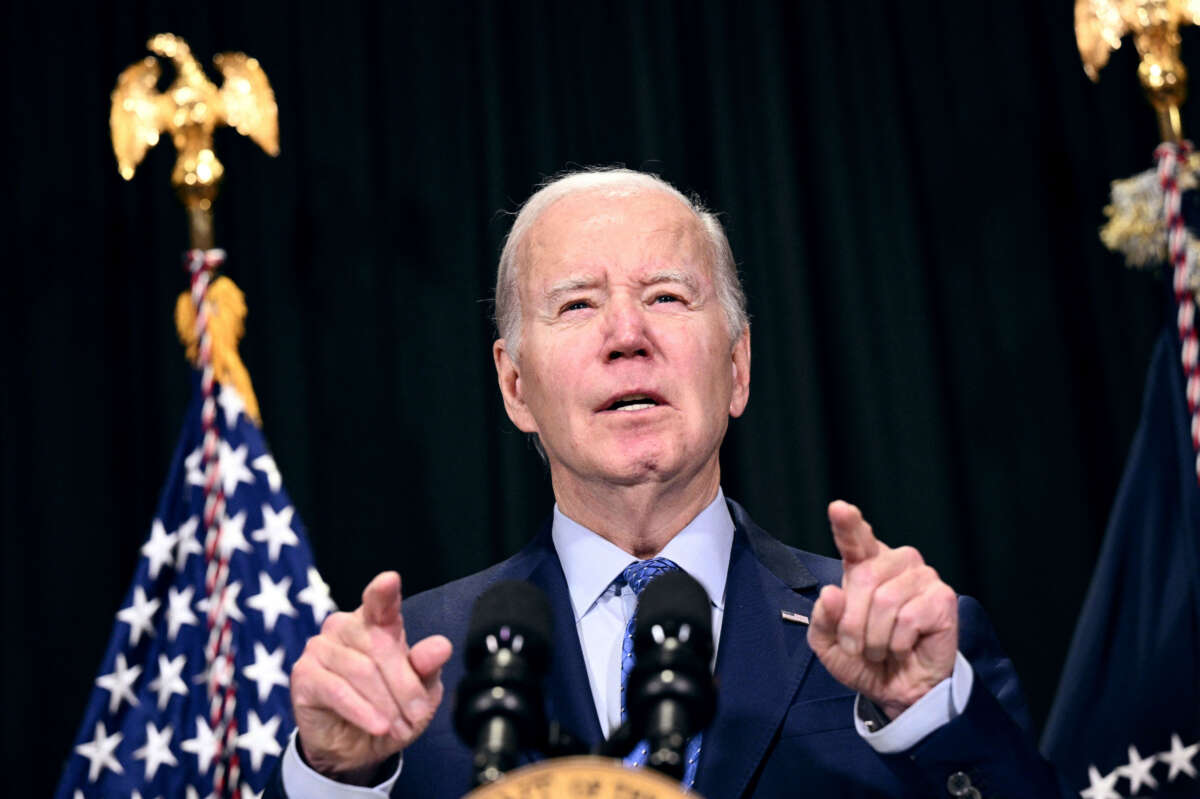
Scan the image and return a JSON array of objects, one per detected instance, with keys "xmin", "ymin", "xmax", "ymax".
[
  {"xmin": 649, "ymin": 218, "xmax": 692, "ymax": 243},
  {"xmin": 643, "ymin": 219, "xmax": 708, "ymax": 264},
  {"xmin": 521, "ymin": 194, "xmax": 712, "ymax": 304}
]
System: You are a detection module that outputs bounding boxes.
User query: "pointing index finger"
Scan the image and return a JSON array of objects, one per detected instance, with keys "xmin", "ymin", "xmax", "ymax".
[
  {"xmin": 828, "ymin": 500, "xmax": 881, "ymax": 565},
  {"xmin": 362, "ymin": 571, "xmax": 403, "ymax": 628}
]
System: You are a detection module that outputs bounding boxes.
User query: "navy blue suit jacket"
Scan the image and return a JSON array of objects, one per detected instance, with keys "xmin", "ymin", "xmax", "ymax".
[{"xmin": 272, "ymin": 500, "xmax": 1062, "ymax": 798}]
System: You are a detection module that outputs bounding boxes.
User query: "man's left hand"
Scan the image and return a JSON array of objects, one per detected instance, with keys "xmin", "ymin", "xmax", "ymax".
[{"xmin": 807, "ymin": 500, "xmax": 958, "ymax": 720}]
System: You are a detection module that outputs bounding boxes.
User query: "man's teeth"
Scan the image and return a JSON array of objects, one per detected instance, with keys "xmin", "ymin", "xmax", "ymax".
[{"xmin": 609, "ymin": 395, "xmax": 658, "ymax": 411}]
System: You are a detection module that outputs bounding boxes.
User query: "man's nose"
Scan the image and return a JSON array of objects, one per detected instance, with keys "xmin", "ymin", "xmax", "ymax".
[{"xmin": 604, "ymin": 300, "xmax": 651, "ymax": 360}]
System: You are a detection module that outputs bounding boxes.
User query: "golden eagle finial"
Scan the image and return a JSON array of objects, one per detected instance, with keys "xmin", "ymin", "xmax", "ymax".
[
  {"xmin": 110, "ymin": 33, "xmax": 278, "ymax": 247},
  {"xmin": 1075, "ymin": 0, "xmax": 1200, "ymax": 140}
]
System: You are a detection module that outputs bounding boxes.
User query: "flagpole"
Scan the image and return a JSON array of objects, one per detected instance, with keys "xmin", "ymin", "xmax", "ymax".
[
  {"xmin": 60, "ymin": 30, "xmax": 325, "ymax": 799},
  {"xmin": 106, "ymin": 33, "xmax": 280, "ymax": 798},
  {"xmin": 1076, "ymin": 0, "xmax": 1200, "ymax": 486},
  {"xmin": 1040, "ymin": 12, "xmax": 1200, "ymax": 796}
]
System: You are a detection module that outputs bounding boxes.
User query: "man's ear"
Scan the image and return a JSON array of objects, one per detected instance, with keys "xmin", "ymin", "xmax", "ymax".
[
  {"xmin": 729, "ymin": 325, "xmax": 751, "ymax": 418},
  {"xmin": 493, "ymin": 338, "xmax": 539, "ymax": 433}
]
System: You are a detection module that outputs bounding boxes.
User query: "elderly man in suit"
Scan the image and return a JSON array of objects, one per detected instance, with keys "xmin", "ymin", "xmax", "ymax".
[{"xmin": 268, "ymin": 169, "xmax": 1061, "ymax": 798}]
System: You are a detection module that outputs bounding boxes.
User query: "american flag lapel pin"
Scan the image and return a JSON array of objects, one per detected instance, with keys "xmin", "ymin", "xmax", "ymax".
[{"xmin": 781, "ymin": 609, "xmax": 810, "ymax": 625}]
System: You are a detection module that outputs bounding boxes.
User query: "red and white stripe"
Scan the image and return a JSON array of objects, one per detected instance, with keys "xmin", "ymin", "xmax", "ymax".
[
  {"xmin": 186, "ymin": 248, "xmax": 243, "ymax": 797},
  {"xmin": 1154, "ymin": 142, "xmax": 1200, "ymax": 484}
]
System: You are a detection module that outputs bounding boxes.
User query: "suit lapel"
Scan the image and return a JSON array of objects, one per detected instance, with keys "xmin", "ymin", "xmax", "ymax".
[
  {"xmin": 694, "ymin": 509, "xmax": 820, "ymax": 798},
  {"xmin": 520, "ymin": 530, "xmax": 607, "ymax": 748}
]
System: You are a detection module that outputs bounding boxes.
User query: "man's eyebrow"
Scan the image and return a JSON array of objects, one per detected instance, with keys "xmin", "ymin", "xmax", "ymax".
[
  {"xmin": 542, "ymin": 275, "xmax": 603, "ymax": 303},
  {"xmin": 640, "ymin": 270, "xmax": 701, "ymax": 293}
]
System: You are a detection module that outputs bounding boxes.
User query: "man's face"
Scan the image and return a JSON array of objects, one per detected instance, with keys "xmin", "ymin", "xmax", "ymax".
[{"xmin": 493, "ymin": 187, "xmax": 750, "ymax": 493}]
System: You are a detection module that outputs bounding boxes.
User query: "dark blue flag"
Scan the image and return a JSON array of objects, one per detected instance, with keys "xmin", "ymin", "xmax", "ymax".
[
  {"xmin": 55, "ymin": 379, "xmax": 333, "ymax": 799},
  {"xmin": 1042, "ymin": 325, "xmax": 1200, "ymax": 798}
]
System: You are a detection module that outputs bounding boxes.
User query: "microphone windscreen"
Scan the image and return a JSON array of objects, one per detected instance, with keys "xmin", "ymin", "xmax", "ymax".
[
  {"xmin": 634, "ymin": 570, "xmax": 713, "ymax": 656},
  {"xmin": 465, "ymin": 580, "xmax": 552, "ymax": 668}
]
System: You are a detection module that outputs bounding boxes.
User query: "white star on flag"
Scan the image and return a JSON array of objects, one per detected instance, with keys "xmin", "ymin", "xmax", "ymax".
[
  {"xmin": 246, "ymin": 572, "xmax": 298, "ymax": 633},
  {"xmin": 218, "ymin": 384, "xmax": 246, "ymax": 429},
  {"xmin": 217, "ymin": 509, "xmax": 254, "ymax": 561},
  {"xmin": 181, "ymin": 715, "xmax": 220, "ymax": 775},
  {"xmin": 297, "ymin": 567, "xmax": 337, "ymax": 624},
  {"xmin": 252, "ymin": 503, "xmax": 299, "ymax": 562},
  {"xmin": 252, "ymin": 453, "xmax": 282, "ymax": 492},
  {"xmin": 219, "ymin": 441, "xmax": 256, "ymax": 498},
  {"xmin": 236, "ymin": 710, "xmax": 283, "ymax": 772},
  {"xmin": 132, "ymin": 721, "xmax": 178, "ymax": 779},
  {"xmin": 141, "ymin": 520, "xmax": 177, "ymax": 580},
  {"xmin": 75, "ymin": 721, "xmax": 123, "ymax": 782},
  {"xmin": 116, "ymin": 586, "xmax": 160, "ymax": 646},
  {"xmin": 1160, "ymin": 733, "xmax": 1199, "ymax": 781},
  {"xmin": 1081, "ymin": 764, "xmax": 1121, "ymax": 799},
  {"xmin": 165, "ymin": 584, "xmax": 200, "ymax": 640},
  {"xmin": 195, "ymin": 580, "xmax": 246, "ymax": 624},
  {"xmin": 174, "ymin": 516, "xmax": 203, "ymax": 571},
  {"xmin": 184, "ymin": 446, "xmax": 206, "ymax": 488},
  {"xmin": 95, "ymin": 652, "xmax": 142, "ymax": 714},
  {"xmin": 148, "ymin": 652, "xmax": 189, "ymax": 710},
  {"xmin": 1117, "ymin": 744, "xmax": 1159, "ymax": 793},
  {"xmin": 241, "ymin": 783, "xmax": 265, "ymax": 799},
  {"xmin": 243, "ymin": 641, "xmax": 289, "ymax": 702}
]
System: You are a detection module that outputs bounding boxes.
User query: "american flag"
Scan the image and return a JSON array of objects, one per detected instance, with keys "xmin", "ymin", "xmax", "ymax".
[{"xmin": 54, "ymin": 378, "xmax": 333, "ymax": 799}]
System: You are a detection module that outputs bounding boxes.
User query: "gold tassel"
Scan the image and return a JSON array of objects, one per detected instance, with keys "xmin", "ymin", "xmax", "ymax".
[
  {"xmin": 1099, "ymin": 168, "xmax": 1168, "ymax": 268},
  {"xmin": 175, "ymin": 276, "xmax": 262, "ymax": 426},
  {"xmin": 1099, "ymin": 164, "xmax": 1200, "ymax": 269}
]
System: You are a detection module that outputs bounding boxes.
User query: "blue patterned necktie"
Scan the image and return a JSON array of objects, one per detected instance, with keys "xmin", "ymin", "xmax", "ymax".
[{"xmin": 616, "ymin": 557, "xmax": 703, "ymax": 788}]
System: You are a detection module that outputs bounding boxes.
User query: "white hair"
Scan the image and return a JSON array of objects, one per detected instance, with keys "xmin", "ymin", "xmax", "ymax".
[{"xmin": 494, "ymin": 168, "xmax": 749, "ymax": 360}]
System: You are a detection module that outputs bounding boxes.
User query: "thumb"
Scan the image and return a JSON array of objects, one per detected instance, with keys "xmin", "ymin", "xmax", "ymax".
[
  {"xmin": 807, "ymin": 584, "xmax": 845, "ymax": 657},
  {"xmin": 408, "ymin": 635, "xmax": 453, "ymax": 682}
]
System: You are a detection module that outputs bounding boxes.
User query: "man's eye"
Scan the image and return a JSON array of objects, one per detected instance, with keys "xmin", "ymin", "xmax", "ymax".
[
  {"xmin": 653, "ymin": 294, "xmax": 682, "ymax": 304},
  {"xmin": 562, "ymin": 300, "xmax": 591, "ymax": 312}
]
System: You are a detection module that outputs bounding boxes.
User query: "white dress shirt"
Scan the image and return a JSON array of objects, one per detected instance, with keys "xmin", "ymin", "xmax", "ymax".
[
  {"xmin": 281, "ymin": 489, "xmax": 972, "ymax": 796},
  {"xmin": 552, "ymin": 489, "xmax": 734, "ymax": 737}
]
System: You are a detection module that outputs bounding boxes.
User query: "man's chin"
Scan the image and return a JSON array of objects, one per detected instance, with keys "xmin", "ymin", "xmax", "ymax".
[
  {"xmin": 590, "ymin": 448, "xmax": 684, "ymax": 487},
  {"xmin": 544, "ymin": 429, "xmax": 705, "ymax": 487},
  {"xmin": 550, "ymin": 451, "xmax": 673, "ymax": 488},
  {"xmin": 601, "ymin": 464, "xmax": 667, "ymax": 487}
]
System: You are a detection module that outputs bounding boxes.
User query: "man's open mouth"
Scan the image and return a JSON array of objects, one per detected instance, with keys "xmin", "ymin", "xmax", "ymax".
[{"xmin": 604, "ymin": 394, "xmax": 662, "ymax": 412}]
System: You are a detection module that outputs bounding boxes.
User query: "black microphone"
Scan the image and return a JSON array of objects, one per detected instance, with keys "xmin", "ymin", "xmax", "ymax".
[
  {"xmin": 624, "ymin": 570, "xmax": 716, "ymax": 781},
  {"xmin": 453, "ymin": 581, "xmax": 552, "ymax": 787}
]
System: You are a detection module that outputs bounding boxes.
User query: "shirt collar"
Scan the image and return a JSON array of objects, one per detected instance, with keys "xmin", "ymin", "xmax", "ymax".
[{"xmin": 552, "ymin": 488, "xmax": 734, "ymax": 622}]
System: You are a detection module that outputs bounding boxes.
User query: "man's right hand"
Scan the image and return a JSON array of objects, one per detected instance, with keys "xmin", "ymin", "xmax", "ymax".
[{"xmin": 289, "ymin": 571, "xmax": 453, "ymax": 784}]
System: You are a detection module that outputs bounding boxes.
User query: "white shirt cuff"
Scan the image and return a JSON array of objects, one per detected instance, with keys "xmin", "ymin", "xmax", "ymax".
[
  {"xmin": 853, "ymin": 651, "xmax": 973, "ymax": 754},
  {"xmin": 280, "ymin": 729, "xmax": 403, "ymax": 797}
]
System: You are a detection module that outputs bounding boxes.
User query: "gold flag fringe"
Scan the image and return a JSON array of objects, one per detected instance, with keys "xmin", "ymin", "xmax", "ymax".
[{"xmin": 175, "ymin": 276, "xmax": 262, "ymax": 426}]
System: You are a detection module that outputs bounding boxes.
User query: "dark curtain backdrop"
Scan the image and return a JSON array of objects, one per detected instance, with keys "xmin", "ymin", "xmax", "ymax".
[{"xmin": 1, "ymin": 1, "xmax": 1181, "ymax": 793}]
